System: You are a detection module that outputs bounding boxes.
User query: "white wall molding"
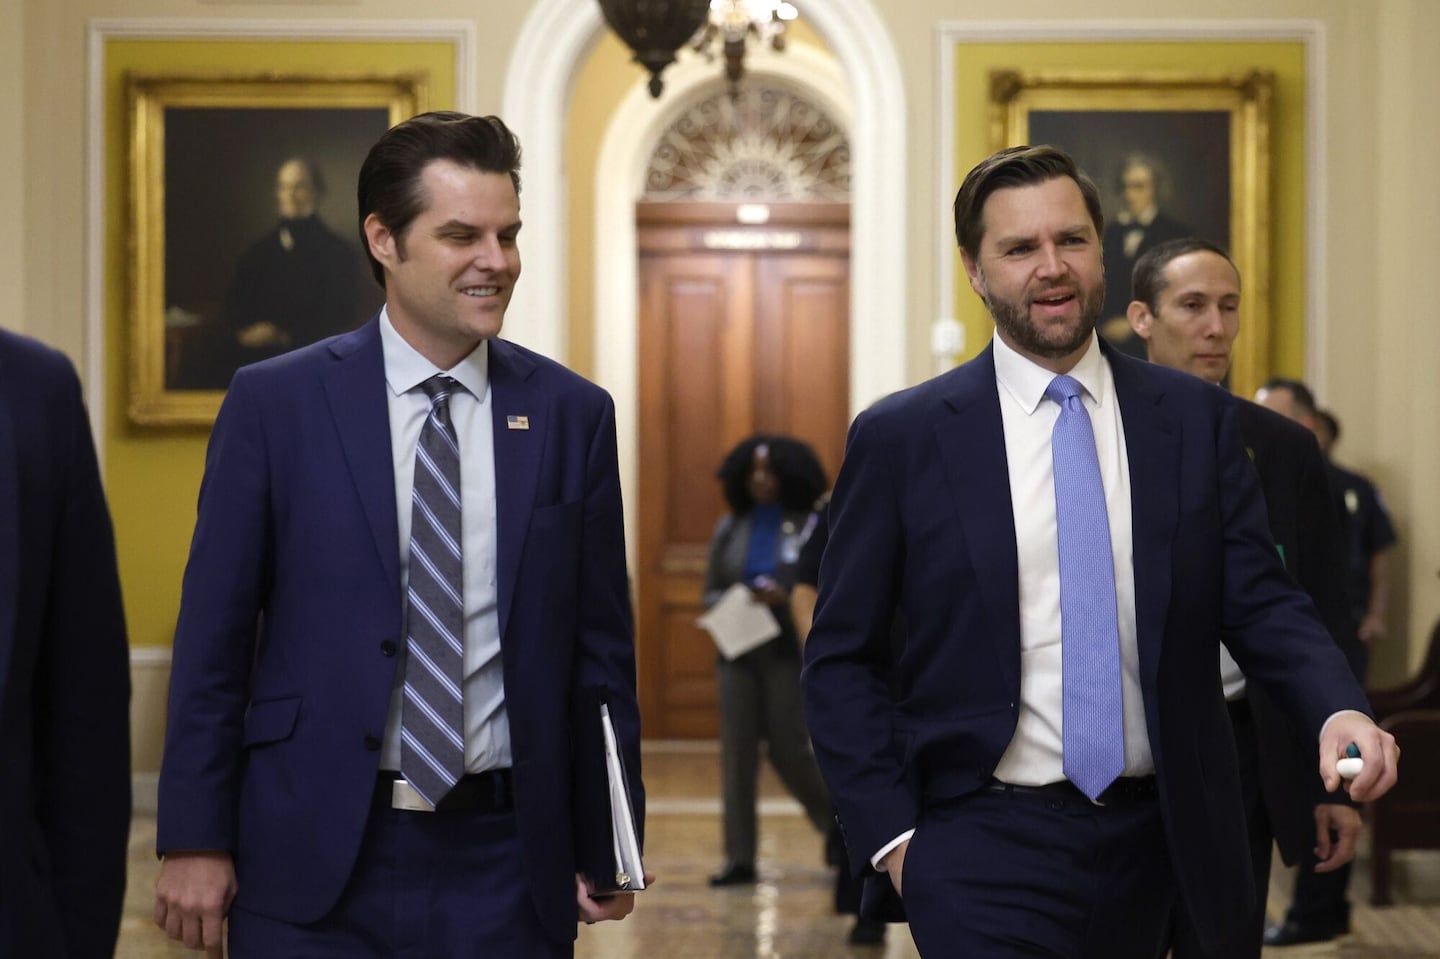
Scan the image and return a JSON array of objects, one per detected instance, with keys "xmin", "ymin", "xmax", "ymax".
[
  {"xmin": 935, "ymin": 19, "xmax": 1326, "ymax": 392},
  {"xmin": 85, "ymin": 18, "xmax": 478, "ymax": 460}
]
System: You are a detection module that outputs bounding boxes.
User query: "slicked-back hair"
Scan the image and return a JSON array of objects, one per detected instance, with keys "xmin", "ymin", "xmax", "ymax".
[
  {"xmin": 357, "ymin": 111, "xmax": 522, "ymax": 286},
  {"xmin": 1131, "ymin": 237, "xmax": 1237, "ymax": 311},
  {"xmin": 953, "ymin": 145, "xmax": 1105, "ymax": 260},
  {"xmin": 716, "ymin": 435, "xmax": 829, "ymax": 514}
]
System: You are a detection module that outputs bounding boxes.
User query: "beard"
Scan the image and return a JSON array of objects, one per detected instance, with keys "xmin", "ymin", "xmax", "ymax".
[{"xmin": 983, "ymin": 274, "xmax": 1106, "ymax": 361}]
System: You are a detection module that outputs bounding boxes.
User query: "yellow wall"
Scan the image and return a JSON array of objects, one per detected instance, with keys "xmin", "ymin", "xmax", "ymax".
[
  {"xmin": 103, "ymin": 39, "xmax": 456, "ymax": 648},
  {"xmin": 949, "ymin": 42, "xmax": 1307, "ymax": 381},
  {"xmin": 566, "ymin": 32, "xmax": 636, "ymax": 382}
]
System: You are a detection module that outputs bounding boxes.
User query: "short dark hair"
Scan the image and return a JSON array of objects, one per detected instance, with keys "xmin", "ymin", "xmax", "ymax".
[
  {"xmin": 1261, "ymin": 376, "xmax": 1318, "ymax": 417},
  {"xmin": 953, "ymin": 145, "xmax": 1105, "ymax": 260},
  {"xmin": 716, "ymin": 435, "xmax": 828, "ymax": 514},
  {"xmin": 357, "ymin": 111, "xmax": 523, "ymax": 286},
  {"xmin": 1315, "ymin": 408, "xmax": 1341, "ymax": 442},
  {"xmin": 1131, "ymin": 237, "xmax": 1237, "ymax": 311}
]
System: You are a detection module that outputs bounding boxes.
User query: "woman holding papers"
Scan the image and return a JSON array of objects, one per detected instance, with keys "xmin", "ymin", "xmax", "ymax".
[{"xmin": 700, "ymin": 435, "xmax": 835, "ymax": 888}]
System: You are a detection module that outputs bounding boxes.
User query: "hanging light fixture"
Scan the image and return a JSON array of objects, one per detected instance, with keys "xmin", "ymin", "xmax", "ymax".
[
  {"xmin": 690, "ymin": 0, "xmax": 799, "ymax": 91},
  {"xmin": 596, "ymin": 0, "xmax": 799, "ymax": 99},
  {"xmin": 596, "ymin": 0, "xmax": 711, "ymax": 99}
]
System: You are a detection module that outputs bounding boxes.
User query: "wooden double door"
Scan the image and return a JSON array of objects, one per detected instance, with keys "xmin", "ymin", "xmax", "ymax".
[{"xmin": 634, "ymin": 202, "xmax": 851, "ymax": 738}]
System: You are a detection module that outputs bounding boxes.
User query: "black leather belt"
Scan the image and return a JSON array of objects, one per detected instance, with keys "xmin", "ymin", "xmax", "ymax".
[
  {"xmin": 984, "ymin": 775, "xmax": 1158, "ymax": 805},
  {"xmin": 376, "ymin": 769, "xmax": 513, "ymax": 813}
]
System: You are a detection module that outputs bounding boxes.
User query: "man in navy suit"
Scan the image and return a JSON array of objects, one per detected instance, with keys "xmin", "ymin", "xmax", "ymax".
[
  {"xmin": 0, "ymin": 330, "xmax": 130, "ymax": 958},
  {"xmin": 800, "ymin": 145, "xmax": 1399, "ymax": 958},
  {"xmin": 1126, "ymin": 237, "xmax": 1362, "ymax": 958},
  {"xmin": 154, "ymin": 113, "xmax": 645, "ymax": 957}
]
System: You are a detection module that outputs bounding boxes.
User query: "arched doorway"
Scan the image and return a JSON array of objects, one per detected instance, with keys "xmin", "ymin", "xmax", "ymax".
[{"xmin": 633, "ymin": 81, "xmax": 852, "ymax": 737}]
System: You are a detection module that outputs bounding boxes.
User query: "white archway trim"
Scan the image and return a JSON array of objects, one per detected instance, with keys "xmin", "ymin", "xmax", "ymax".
[
  {"xmin": 936, "ymin": 19, "xmax": 1327, "ymax": 393},
  {"xmin": 594, "ymin": 44, "xmax": 850, "ymax": 563},
  {"xmin": 87, "ymin": 18, "xmax": 478, "ymax": 462}
]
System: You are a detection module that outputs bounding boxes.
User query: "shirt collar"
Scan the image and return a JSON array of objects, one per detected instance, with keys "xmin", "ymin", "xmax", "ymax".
[
  {"xmin": 993, "ymin": 329, "xmax": 1109, "ymax": 416},
  {"xmin": 379, "ymin": 305, "xmax": 490, "ymax": 401}
]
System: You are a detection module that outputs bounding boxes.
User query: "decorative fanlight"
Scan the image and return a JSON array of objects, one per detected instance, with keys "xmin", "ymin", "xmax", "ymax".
[
  {"xmin": 596, "ymin": 0, "xmax": 711, "ymax": 99},
  {"xmin": 597, "ymin": 0, "xmax": 799, "ymax": 99}
]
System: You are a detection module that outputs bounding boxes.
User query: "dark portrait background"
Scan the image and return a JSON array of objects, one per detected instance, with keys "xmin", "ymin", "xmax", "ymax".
[
  {"xmin": 162, "ymin": 107, "xmax": 388, "ymax": 390},
  {"xmin": 1029, "ymin": 109, "xmax": 1231, "ymax": 357}
]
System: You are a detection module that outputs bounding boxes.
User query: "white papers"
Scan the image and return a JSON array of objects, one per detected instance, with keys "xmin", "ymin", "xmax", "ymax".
[
  {"xmin": 697, "ymin": 583, "xmax": 781, "ymax": 660},
  {"xmin": 600, "ymin": 703, "xmax": 646, "ymax": 891}
]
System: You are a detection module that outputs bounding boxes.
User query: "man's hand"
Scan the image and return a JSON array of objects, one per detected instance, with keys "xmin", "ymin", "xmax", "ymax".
[
  {"xmin": 881, "ymin": 839, "xmax": 909, "ymax": 898},
  {"xmin": 1311, "ymin": 803, "xmax": 1363, "ymax": 873},
  {"xmin": 1320, "ymin": 712, "xmax": 1399, "ymax": 802},
  {"xmin": 154, "ymin": 850, "xmax": 237, "ymax": 958},
  {"xmin": 576, "ymin": 871, "xmax": 655, "ymax": 924}
]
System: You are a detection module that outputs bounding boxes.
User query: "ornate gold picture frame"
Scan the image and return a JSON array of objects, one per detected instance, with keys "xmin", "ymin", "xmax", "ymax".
[
  {"xmin": 126, "ymin": 72, "xmax": 427, "ymax": 426},
  {"xmin": 989, "ymin": 70, "xmax": 1273, "ymax": 399}
]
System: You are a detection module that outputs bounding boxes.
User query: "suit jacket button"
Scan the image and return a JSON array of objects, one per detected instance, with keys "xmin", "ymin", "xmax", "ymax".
[
  {"xmin": 380, "ymin": 640, "xmax": 397, "ymax": 657},
  {"xmin": 363, "ymin": 735, "xmax": 381, "ymax": 751}
]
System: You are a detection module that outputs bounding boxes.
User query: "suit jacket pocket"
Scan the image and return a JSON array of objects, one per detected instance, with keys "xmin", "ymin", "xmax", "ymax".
[{"xmin": 243, "ymin": 696, "xmax": 302, "ymax": 747}]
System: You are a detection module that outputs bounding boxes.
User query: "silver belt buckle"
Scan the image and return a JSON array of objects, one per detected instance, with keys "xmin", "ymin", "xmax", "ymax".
[{"xmin": 391, "ymin": 778, "xmax": 436, "ymax": 812}]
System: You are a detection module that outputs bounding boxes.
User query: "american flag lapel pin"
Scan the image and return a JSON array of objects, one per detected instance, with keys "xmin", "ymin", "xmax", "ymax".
[{"xmin": 506, "ymin": 414, "xmax": 530, "ymax": 431}]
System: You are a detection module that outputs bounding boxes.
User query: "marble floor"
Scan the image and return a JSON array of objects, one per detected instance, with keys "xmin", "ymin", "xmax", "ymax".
[{"xmin": 119, "ymin": 742, "xmax": 1440, "ymax": 958}]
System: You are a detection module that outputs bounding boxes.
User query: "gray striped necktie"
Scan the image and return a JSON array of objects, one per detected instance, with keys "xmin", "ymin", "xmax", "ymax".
[{"xmin": 401, "ymin": 374, "xmax": 466, "ymax": 806}]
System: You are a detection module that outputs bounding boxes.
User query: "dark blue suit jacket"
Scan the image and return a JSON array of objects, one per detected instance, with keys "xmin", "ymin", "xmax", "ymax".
[
  {"xmin": 0, "ymin": 330, "xmax": 130, "ymax": 958},
  {"xmin": 801, "ymin": 340, "xmax": 1368, "ymax": 947},
  {"xmin": 158, "ymin": 317, "xmax": 642, "ymax": 942}
]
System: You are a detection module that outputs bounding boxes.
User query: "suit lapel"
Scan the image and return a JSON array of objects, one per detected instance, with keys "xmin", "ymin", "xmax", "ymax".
[
  {"xmin": 488, "ymin": 340, "xmax": 544, "ymax": 639},
  {"xmin": 1106, "ymin": 345, "xmax": 1178, "ymax": 680},
  {"xmin": 321, "ymin": 319, "xmax": 401, "ymax": 599},
  {"xmin": 933, "ymin": 346, "xmax": 1021, "ymax": 691}
]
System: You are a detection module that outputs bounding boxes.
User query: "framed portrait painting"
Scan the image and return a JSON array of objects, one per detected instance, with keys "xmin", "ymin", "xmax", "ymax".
[
  {"xmin": 988, "ymin": 69, "xmax": 1273, "ymax": 398},
  {"xmin": 126, "ymin": 72, "xmax": 428, "ymax": 425}
]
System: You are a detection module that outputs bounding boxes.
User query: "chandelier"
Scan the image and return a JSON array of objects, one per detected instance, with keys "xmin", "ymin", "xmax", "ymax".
[
  {"xmin": 690, "ymin": 1, "xmax": 799, "ymax": 92},
  {"xmin": 596, "ymin": 0, "xmax": 798, "ymax": 99}
]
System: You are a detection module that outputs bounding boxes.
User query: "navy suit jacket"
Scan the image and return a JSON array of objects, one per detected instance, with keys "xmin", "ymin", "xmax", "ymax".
[
  {"xmin": 0, "ymin": 330, "xmax": 130, "ymax": 958},
  {"xmin": 158, "ymin": 317, "xmax": 642, "ymax": 942},
  {"xmin": 802, "ymin": 339, "xmax": 1368, "ymax": 947}
]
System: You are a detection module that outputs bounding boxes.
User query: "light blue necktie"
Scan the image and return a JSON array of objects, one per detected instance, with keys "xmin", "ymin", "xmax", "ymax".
[
  {"xmin": 1046, "ymin": 374, "xmax": 1125, "ymax": 801},
  {"xmin": 401, "ymin": 374, "xmax": 466, "ymax": 807}
]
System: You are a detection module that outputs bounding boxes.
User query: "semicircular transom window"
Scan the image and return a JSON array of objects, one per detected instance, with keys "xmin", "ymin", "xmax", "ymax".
[{"xmin": 643, "ymin": 84, "xmax": 850, "ymax": 201}]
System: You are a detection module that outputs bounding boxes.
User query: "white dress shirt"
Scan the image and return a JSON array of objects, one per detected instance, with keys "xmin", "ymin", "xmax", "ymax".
[
  {"xmin": 378, "ymin": 308, "xmax": 511, "ymax": 774},
  {"xmin": 991, "ymin": 332, "xmax": 1153, "ymax": 785}
]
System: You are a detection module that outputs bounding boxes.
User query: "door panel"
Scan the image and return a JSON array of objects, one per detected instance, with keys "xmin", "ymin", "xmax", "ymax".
[{"xmin": 636, "ymin": 203, "xmax": 850, "ymax": 738}]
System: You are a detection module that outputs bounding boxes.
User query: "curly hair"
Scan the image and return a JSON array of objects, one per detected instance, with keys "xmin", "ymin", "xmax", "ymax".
[{"xmin": 716, "ymin": 434, "xmax": 828, "ymax": 514}]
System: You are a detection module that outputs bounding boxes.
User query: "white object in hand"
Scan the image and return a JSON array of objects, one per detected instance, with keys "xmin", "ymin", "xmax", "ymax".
[{"xmin": 1336, "ymin": 757, "xmax": 1364, "ymax": 779}]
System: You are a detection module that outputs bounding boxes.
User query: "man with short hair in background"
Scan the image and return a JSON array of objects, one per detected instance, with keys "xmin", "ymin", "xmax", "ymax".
[{"xmin": 1127, "ymin": 237, "xmax": 1362, "ymax": 957}]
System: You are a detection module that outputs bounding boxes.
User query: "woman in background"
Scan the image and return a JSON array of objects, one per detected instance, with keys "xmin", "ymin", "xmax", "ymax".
[{"xmin": 702, "ymin": 435, "xmax": 834, "ymax": 888}]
